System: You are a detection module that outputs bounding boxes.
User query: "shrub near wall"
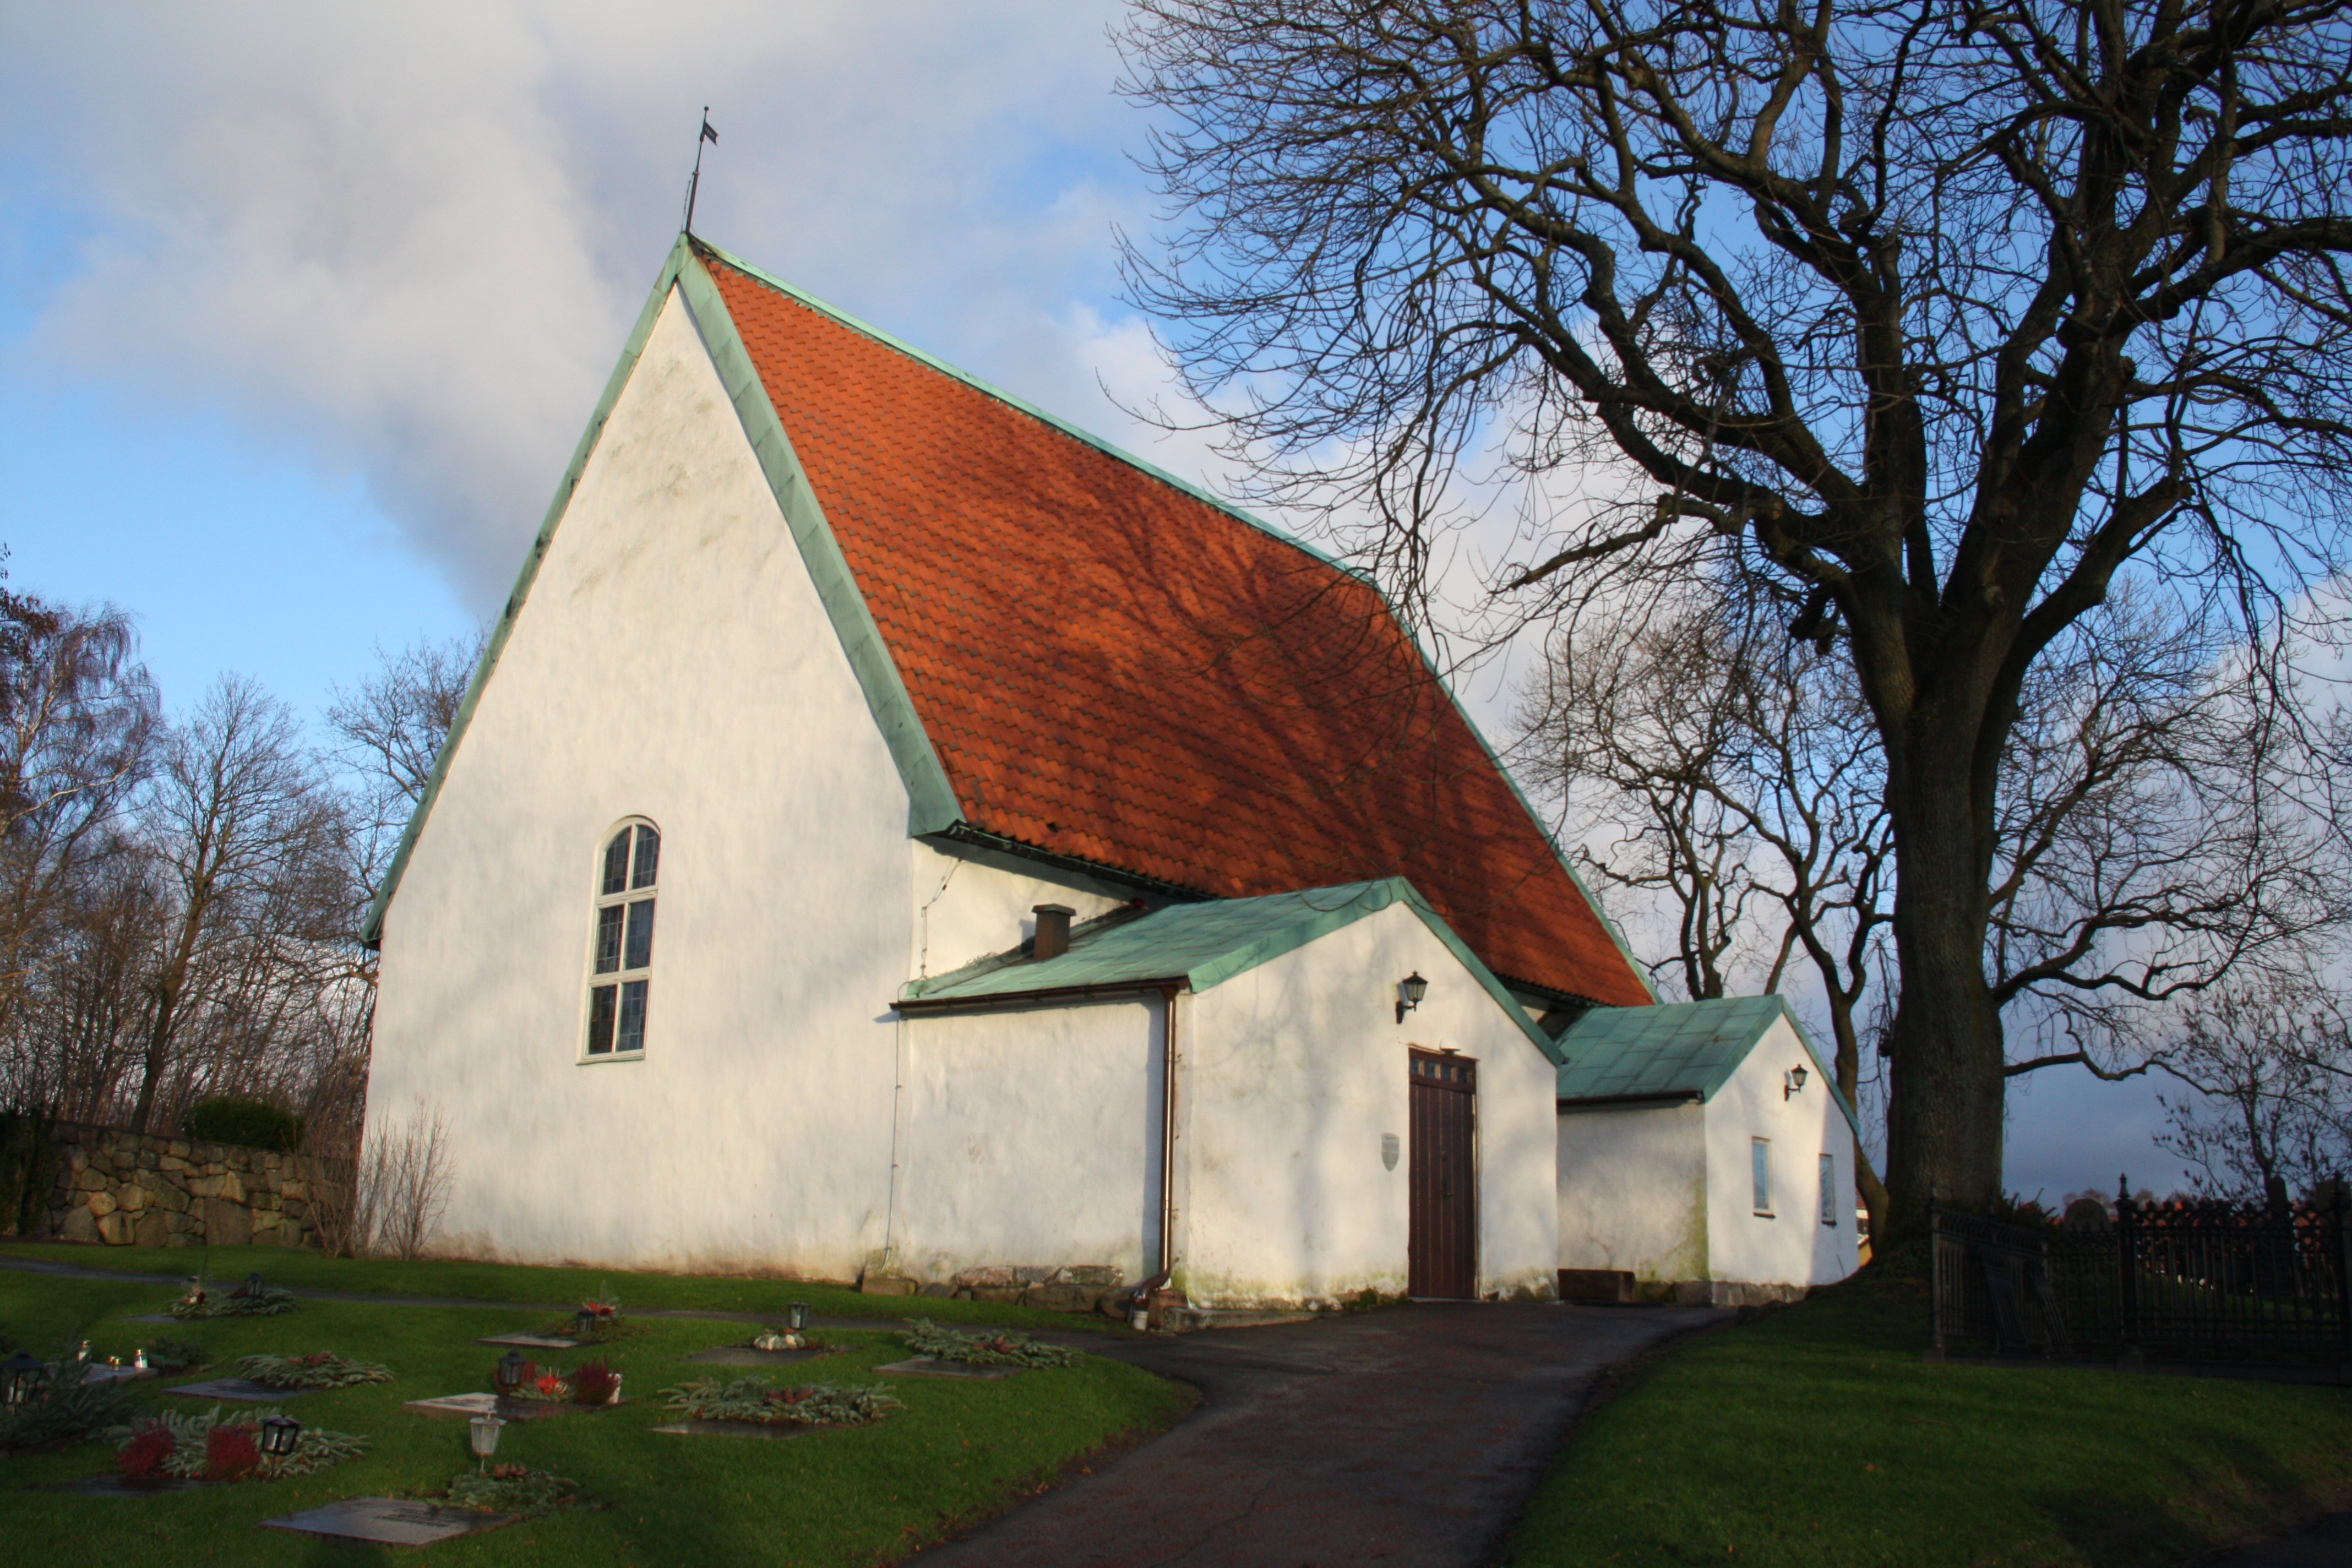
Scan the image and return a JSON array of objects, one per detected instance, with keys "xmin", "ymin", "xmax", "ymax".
[{"xmin": 23, "ymin": 1120, "xmax": 349, "ymax": 1250}]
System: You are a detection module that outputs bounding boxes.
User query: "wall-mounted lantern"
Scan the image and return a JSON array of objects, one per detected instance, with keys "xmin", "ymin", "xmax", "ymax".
[
  {"xmin": 259, "ymin": 1413, "xmax": 303, "ymax": 1458},
  {"xmin": 1784, "ymin": 1065, "xmax": 1809, "ymax": 1100},
  {"xmin": 1396, "ymin": 972, "xmax": 1429, "ymax": 1024}
]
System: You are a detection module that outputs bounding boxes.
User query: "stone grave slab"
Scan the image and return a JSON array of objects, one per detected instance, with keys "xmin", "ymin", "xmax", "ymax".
[
  {"xmin": 872, "ymin": 1357, "xmax": 1021, "ymax": 1380},
  {"xmin": 166, "ymin": 1378, "xmax": 302, "ymax": 1402},
  {"xmin": 123, "ymin": 1314, "xmax": 179, "ymax": 1324},
  {"xmin": 41, "ymin": 1474, "xmax": 214, "ymax": 1496},
  {"xmin": 651, "ymin": 1418, "xmax": 819, "ymax": 1442},
  {"xmin": 403, "ymin": 1392, "xmax": 621, "ymax": 1422},
  {"xmin": 82, "ymin": 1364, "xmax": 157, "ymax": 1385},
  {"xmin": 683, "ymin": 1346, "xmax": 828, "ymax": 1366},
  {"xmin": 477, "ymin": 1333, "xmax": 579, "ymax": 1349},
  {"xmin": 261, "ymin": 1497, "xmax": 516, "ymax": 1547}
]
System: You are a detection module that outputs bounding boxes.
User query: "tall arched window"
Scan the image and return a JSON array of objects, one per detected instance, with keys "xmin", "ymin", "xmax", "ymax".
[{"xmin": 585, "ymin": 820, "xmax": 658, "ymax": 1058}]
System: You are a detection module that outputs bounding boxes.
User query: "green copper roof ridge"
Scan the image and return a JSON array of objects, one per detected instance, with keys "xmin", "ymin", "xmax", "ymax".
[
  {"xmin": 1561, "ymin": 995, "xmax": 1859, "ymax": 1137},
  {"xmin": 688, "ymin": 238, "xmax": 1365, "ymax": 584},
  {"xmin": 674, "ymin": 253, "xmax": 961, "ymax": 836},
  {"xmin": 898, "ymin": 875, "xmax": 1558, "ymax": 1061},
  {"xmin": 362, "ymin": 236, "xmax": 695, "ymax": 945}
]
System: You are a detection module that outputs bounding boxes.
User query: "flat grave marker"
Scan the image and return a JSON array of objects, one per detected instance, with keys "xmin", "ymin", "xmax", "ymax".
[
  {"xmin": 404, "ymin": 1392, "xmax": 622, "ymax": 1422},
  {"xmin": 872, "ymin": 1357, "xmax": 1020, "ymax": 1380},
  {"xmin": 40, "ymin": 1475, "xmax": 214, "ymax": 1496},
  {"xmin": 651, "ymin": 1419, "xmax": 819, "ymax": 1442},
  {"xmin": 165, "ymin": 1378, "xmax": 303, "ymax": 1403},
  {"xmin": 683, "ymin": 1346, "xmax": 829, "ymax": 1366},
  {"xmin": 261, "ymin": 1497, "xmax": 516, "ymax": 1547},
  {"xmin": 477, "ymin": 1333, "xmax": 579, "ymax": 1349},
  {"xmin": 122, "ymin": 1314, "xmax": 178, "ymax": 1325}
]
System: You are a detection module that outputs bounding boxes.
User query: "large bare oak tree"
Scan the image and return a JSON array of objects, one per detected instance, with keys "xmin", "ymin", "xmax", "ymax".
[{"xmin": 1118, "ymin": 0, "xmax": 2352, "ymax": 1224}]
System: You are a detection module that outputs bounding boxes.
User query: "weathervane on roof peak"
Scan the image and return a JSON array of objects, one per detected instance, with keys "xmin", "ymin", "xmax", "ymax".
[{"xmin": 682, "ymin": 107, "xmax": 718, "ymax": 238}]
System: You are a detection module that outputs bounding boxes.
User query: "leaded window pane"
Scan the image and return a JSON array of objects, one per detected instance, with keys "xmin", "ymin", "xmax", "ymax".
[
  {"xmin": 617, "ymin": 979, "xmax": 648, "ymax": 1054},
  {"xmin": 1820, "ymin": 1153, "xmax": 1837, "ymax": 1225},
  {"xmin": 623, "ymin": 898, "xmax": 655, "ymax": 972},
  {"xmin": 631, "ymin": 825, "xmax": 660, "ymax": 890},
  {"xmin": 1751, "ymin": 1138, "xmax": 1772, "ymax": 1213},
  {"xmin": 594, "ymin": 905, "xmax": 624, "ymax": 974},
  {"xmin": 602, "ymin": 830, "xmax": 630, "ymax": 896},
  {"xmin": 587, "ymin": 984, "xmax": 617, "ymax": 1054}
]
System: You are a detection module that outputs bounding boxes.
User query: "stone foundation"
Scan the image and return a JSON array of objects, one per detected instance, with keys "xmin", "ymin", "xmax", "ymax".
[
  {"xmin": 865, "ymin": 1262, "xmax": 1130, "ymax": 1315},
  {"xmin": 17, "ymin": 1120, "xmax": 347, "ymax": 1251}
]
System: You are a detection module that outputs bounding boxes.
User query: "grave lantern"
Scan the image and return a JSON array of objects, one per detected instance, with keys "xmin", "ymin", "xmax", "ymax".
[
  {"xmin": 787, "ymin": 1303, "xmax": 811, "ymax": 1333},
  {"xmin": 258, "ymin": 1413, "xmax": 302, "ymax": 1458},
  {"xmin": 468, "ymin": 1413, "xmax": 505, "ymax": 1473},
  {"xmin": 242, "ymin": 1271, "xmax": 265, "ymax": 1297},
  {"xmin": 494, "ymin": 1351, "xmax": 528, "ymax": 1396},
  {"xmin": 574, "ymin": 1308, "xmax": 598, "ymax": 1340},
  {"xmin": 1, "ymin": 1349, "xmax": 46, "ymax": 1407}
]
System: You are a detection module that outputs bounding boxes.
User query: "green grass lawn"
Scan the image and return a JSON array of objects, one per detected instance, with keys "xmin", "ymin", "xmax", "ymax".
[
  {"xmin": 1505, "ymin": 1266, "xmax": 2352, "ymax": 1567},
  {"xmin": 0, "ymin": 1261, "xmax": 1189, "ymax": 1565},
  {"xmin": 0, "ymin": 1239, "xmax": 1115, "ymax": 1333}
]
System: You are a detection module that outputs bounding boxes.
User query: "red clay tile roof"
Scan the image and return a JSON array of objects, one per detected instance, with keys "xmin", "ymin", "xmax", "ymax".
[{"xmin": 704, "ymin": 252, "xmax": 1651, "ymax": 1007}]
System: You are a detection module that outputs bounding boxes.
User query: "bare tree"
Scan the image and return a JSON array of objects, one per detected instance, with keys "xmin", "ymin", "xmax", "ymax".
[
  {"xmin": 1524, "ymin": 589, "xmax": 1894, "ymax": 1221},
  {"xmin": 349, "ymin": 1109, "xmax": 451, "ymax": 1260},
  {"xmin": 130, "ymin": 677, "xmax": 341, "ymax": 1132},
  {"xmin": 0, "ymin": 592, "xmax": 158, "ymax": 1044},
  {"xmin": 1118, "ymin": 0, "xmax": 2352, "ymax": 1224},
  {"xmin": 2153, "ymin": 970, "xmax": 2351, "ymax": 1205},
  {"xmin": 326, "ymin": 632, "xmax": 481, "ymax": 869}
]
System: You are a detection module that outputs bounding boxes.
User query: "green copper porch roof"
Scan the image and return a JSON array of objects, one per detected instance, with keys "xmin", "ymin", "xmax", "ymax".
[
  {"xmin": 1555, "ymin": 995, "xmax": 1859, "ymax": 1135},
  {"xmin": 896, "ymin": 878, "xmax": 1555, "ymax": 1052}
]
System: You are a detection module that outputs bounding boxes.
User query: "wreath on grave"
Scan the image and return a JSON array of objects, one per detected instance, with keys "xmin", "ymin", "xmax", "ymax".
[
  {"xmin": 169, "ymin": 1275, "xmax": 296, "ymax": 1320},
  {"xmin": 435, "ymin": 1465, "xmax": 593, "ymax": 1517},
  {"xmin": 748, "ymin": 1330, "xmax": 841, "ymax": 1355},
  {"xmin": 113, "ymin": 1406, "xmax": 367, "ymax": 1481},
  {"xmin": 658, "ymin": 1376, "xmax": 902, "ymax": 1427},
  {"xmin": 235, "ymin": 1352, "xmax": 394, "ymax": 1390},
  {"xmin": 901, "ymin": 1319, "xmax": 1080, "ymax": 1367},
  {"xmin": 144, "ymin": 1338, "xmax": 208, "ymax": 1374},
  {"xmin": 493, "ymin": 1357, "xmax": 625, "ymax": 1406}
]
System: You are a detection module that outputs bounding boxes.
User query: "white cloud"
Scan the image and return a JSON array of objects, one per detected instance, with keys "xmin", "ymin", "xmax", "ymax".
[{"xmin": 0, "ymin": 0, "xmax": 1161, "ymax": 607}]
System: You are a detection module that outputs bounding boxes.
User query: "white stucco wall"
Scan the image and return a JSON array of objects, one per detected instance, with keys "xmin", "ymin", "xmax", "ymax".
[
  {"xmin": 908, "ymin": 841, "xmax": 1136, "ymax": 981},
  {"xmin": 1556, "ymin": 1101, "xmax": 1708, "ymax": 1283},
  {"xmin": 892, "ymin": 998, "xmax": 1161, "ymax": 1284},
  {"xmin": 1175, "ymin": 903, "xmax": 1560, "ymax": 1307},
  {"xmin": 366, "ymin": 286, "xmax": 915, "ymax": 1278},
  {"xmin": 1701, "ymin": 1016, "xmax": 1861, "ymax": 1288}
]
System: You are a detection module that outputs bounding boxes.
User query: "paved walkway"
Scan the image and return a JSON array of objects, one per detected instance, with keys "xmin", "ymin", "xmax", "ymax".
[
  {"xmin": 917, "ymin": 1302, "xmax": 1721, "ymax": 1568},
  {"xmin": 2201, "ymin": 1513, "xmax": 2352, "ymax": 1567}
]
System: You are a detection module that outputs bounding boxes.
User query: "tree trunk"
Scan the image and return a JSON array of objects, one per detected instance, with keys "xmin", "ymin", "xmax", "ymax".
[{"xmin": 1881, "ymin": 748, "xmax": 2007, "ymax": 1239}]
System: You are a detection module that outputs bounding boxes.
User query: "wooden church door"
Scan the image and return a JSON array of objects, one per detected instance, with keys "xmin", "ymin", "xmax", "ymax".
[{"xmin": 1408, "ymin": 1050, "xmax": 1477, "ymax": 1298}]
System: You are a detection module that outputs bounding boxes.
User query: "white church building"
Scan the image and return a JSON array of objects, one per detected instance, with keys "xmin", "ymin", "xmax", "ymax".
[{"xmin": 361, "ymin": 234, "xmax": 1858, "ymax": 1313}]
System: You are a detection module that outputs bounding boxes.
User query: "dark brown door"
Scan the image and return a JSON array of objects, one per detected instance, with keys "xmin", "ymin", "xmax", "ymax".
[{"xmin": 1409, "ymin": 1050, "xmax": 1477, "ymax": 1298}]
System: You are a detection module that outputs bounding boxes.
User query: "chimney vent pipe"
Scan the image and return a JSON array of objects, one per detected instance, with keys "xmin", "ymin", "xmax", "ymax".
[{"xmin": 1032, "ymin": 904, "xmax": 1075, "ymax": 961}]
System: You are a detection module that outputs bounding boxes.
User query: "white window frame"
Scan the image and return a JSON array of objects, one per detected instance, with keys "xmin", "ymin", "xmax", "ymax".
[
  {"xmin": 1820, "ymin": 1152, "xmax": 1838, "ymax": 1226},
  {"xmin": 1751, "ymin": 1136, "xmax": 1773, "ymax": 1217},
  {"xmin": 581, "ymin": 818, "xmax": 660, "ymax": 1063}
]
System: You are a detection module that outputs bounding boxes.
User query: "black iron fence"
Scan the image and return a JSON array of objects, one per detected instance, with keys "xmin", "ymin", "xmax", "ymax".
[{"xmin": 1928, "ymin": 1189, "xmax": 2352, "ymax": 1363}]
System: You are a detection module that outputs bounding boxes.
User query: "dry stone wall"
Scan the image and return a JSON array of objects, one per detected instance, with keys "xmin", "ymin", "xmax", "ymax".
[{"xmin": 32, "ymin": 1121, "xmax": 346, "ymax": 1250}]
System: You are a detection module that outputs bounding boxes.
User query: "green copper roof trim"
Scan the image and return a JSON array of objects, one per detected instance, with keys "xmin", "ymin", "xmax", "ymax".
[
  {"xmin": 362, "ymin": 237, "xmax": 695, "ymax": 945},
  {"xmin": 698, "ymin": 237, "xmax": 1649, "ymax": 1008},
  {"xmin": 1555, "ymin": 995, "xmax": 1860, "ymax": 1137},
  {"xmin": 899, "ymin": 877, "xmax": 1560, "ymax": 1060},
  {"xmin": 675, "ymin": 251, "xmax": 961, "ymax": 836}
]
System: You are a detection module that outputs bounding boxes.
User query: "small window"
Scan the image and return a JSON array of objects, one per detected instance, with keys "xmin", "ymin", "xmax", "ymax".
[
  {"xmin": 1820, "ymin": 1153, "xmax": 1838, "ymax": 1226},
  {"xmin": 585, "ymin": 821, "xmax": 659, "ymax": 1058},
  {"xmin": 1751, "ymin": 1137, "xmax": 1772, "ymax": 1215}
]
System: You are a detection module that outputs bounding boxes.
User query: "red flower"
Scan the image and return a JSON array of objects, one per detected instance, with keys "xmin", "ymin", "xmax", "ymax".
[
  {"xmin": 205, "ymin": 1424, "xmax": 261, "ymax": 1481},
  {"xmin": 118, "ymin": 1427, "xmax": 175, "ymax": 1478}
]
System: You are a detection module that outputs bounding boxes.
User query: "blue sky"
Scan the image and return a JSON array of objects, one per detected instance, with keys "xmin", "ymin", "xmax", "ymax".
[{"xmin": 0, "ymin": 1, "xmax": 2195, "ymax": 1194}]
